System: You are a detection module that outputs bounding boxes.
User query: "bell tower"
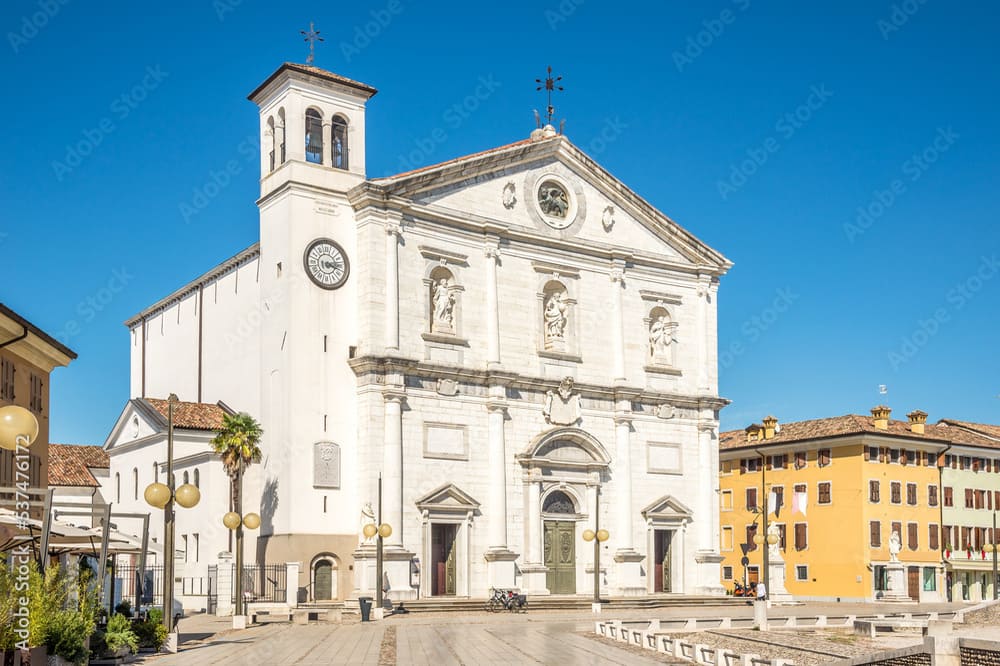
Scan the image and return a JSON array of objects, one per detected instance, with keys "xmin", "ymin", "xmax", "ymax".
[
  {"xmin": 247, "ymin": 62, "xmax": 377, "ymax": 565},
  {"xmin": 248, "ymin": 62, "xmax": 377, "ymax": 196}
]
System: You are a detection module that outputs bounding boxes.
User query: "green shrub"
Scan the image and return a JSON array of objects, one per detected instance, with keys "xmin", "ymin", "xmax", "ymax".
[
  {"xmin": 133, "ymin": 618, "xmax": 169, "ymax": 650},
  {"xmin": 103, "ymin": 613, "xmax": 138, "ymax": 655},
  {"xmin": 45, "ymin": 610, "xmax": 94, "ymax": 665},
  {"xmin": 114, "ymin": 600, "xmax": 132, "ymax": 618},
  {"xmin": 147, "ymin": 607, "xmax": 163, "ymax": 625}
]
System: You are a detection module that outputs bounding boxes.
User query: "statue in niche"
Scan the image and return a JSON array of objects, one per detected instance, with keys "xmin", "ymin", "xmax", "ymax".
[
  {"xmin": 431, "ymin": 277, "xmax": 456, "ymax": 333},
  {"xmin": 359, "ymin": 502, "xmax": 376, "ymax": 545},
  {"xmin": 543, "ymin": 376, "xmax": 581, "ymax": 426},
  {"xmin": 538, "ymin": 182, "xmax": 569, "ymax": 218},
  {"xmin": 543, "ymin": 290, "xmax": 568, "ymax": 349},
  {"xmin": 648, "ymin": 314, "xmax": 677, "ymax": 361}
]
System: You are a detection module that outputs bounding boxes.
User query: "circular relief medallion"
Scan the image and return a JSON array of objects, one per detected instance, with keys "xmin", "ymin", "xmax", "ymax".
[
  {"xmin": 303, "ymin": 238, "xmax": 350, "ymax": 289},
  {"xmin": 536, "ymin": 179, "xmax": 573, "ymax": 229}
]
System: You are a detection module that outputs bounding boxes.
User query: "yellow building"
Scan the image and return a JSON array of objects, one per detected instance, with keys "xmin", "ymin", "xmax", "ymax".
[{"xmin": 719, "ymin": 407, "xmax": 948, "ymax": 602}]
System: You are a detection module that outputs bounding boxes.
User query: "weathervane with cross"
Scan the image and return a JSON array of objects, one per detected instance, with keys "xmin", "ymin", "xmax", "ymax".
[
  {"xmin": 535, "ymin": 66, "xmax": 564, "ymax": 126},
  {"xmin": 300, "ymin": 22, "xmax": 324, "ymax": 65}
]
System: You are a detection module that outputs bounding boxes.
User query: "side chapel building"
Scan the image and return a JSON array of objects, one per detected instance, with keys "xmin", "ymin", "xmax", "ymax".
[{"xmin": 105, "ymin": 61, "xmax": 731, "ymax": 602}]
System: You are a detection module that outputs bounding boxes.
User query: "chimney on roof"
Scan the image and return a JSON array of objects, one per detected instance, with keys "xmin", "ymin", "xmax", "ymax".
[
  {"xmin": 745, "ymin": 424, "xmax": 762, "ymax": 443},
  {"xmin": 871, "ymin": 405, "xmax": 891, "ymax": 430},
  {"xmin": 907, "ymin": 410, "xmax": 928, "ymax": 435},
  {"xmin": 762, "ymin": 415, "xmax": 778, "ymax": 440}
]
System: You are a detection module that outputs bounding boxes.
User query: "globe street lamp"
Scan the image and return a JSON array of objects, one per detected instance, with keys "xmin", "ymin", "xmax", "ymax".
[
  {"xmin": 222, "ymin": 510, "xmax": 260, "ymax": 618},
  {"xmin": 364, "ymin": 475, "xmax": 392, "ymax": 611},
  {"xmin": 143, "ymin": 394, "xmax": 200, "ymax": 638},
  {"xmin": 582, "ymin": 487, "xmax": 609, "ymax": 606},
  {"xmin": 0, "ymin": 404, "xmax": 40, "ymax": 451}
]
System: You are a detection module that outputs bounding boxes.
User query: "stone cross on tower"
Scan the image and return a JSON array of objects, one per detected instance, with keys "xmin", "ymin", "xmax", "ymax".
[{"xmin": 300, "ymin": 22, "xmax": 324, "ymax": 65}]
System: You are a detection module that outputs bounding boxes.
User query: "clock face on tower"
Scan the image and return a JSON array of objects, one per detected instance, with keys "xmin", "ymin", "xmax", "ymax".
[{"xmin": 303, "ymin": 238, "xmax": 350, "ymax": 289}]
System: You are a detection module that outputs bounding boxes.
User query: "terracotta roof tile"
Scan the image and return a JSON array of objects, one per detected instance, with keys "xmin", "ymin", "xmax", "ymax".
[
  {"xmin": 48, "ymin": 444, "xmax": 109, "ymax": 487},
  {"xmin": 720, "ymin": 413, "xmax": 1000, "ymax": 452},
  {"xmin": 937, "ymin": 419, "xmax": 1000, "ymax": 442},
  {"xmin": 143, "ymin": 398, "xmax": 226, "ymax": 431}
]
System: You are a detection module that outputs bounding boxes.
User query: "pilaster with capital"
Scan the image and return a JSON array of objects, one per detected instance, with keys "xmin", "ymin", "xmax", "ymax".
[
  {"xmin": 610, "ymin": 265, "xmax": 626, "ymax": 382},
  {"xmin": 384, "ymin": 219, "xmax": 403, "ymax": 352},
  {"xmin": 484, "ymin": 239, "xmax": 501, "ymax": 368}
]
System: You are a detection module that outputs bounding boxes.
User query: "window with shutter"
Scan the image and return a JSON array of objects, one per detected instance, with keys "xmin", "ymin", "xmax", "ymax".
[
  {"xmin": 778, "ymin": 523, "xmax": 786, "ymax": 551},
  {"xmin": 870, "ymin": 521, "xmax": 881, "ymax": 547},
  {"xmin": 869, "ymin": 480, "xmax": 880, "ymax": 503},
  {"xmin": 965, "ymin": 489, "xmax": 974, "ymax": 509},
  {"xmin": 818, "ymin": 449, "xmax": 831, "ymax": 467},
  {"xmin": 740, "ymin": 458, "xmax": 747, "ymax": 473},
  {"xmin": 890, "ymin": 482, "xmax": 901, "ymax": 504},
  {"xmin": 818, "ymin": 482, "xmax": 831, "ymax": 504},
  {"xmin": 794, "ymin": 523, "xmax": 807, "ymax": 550},
  {"xmin": 929, "ymin": 524, "xmax": 939, "ymax": 550},
  {"xmin": 907, "ymin": 523, "xmax": 918, "ymax": 550},
  {"xmin": 746, "ymin": 524, "xmax": 758, "ymax": 551},
  {"xmin": 795, "ymin": 451, "xmax": 806, "ymax": 469},
  {"xmin": 906, "ymin": 483, "xmax": 917, "ymax": 506},
  {"xmin": 746, "ymin": 488, "xmax": 758, "ymax": 511},
  {"xmin": 900, "ymin": 449, "xmax": 908, "ymax": 466},
  {"xmin": 772, "ymin": 486, "xmax": 784, "ymax": 511},
  {"xmin": 928, "ymin": 485, "xmax": 938, "ymax": 507},
  {"xmin": 944, "ymin": 487, "xmax": 953, "ymax": 507}
]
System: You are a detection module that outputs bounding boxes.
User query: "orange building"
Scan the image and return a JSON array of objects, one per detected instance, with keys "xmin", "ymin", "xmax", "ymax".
[
  {"xmin": 0, "ymin": 304, "xmax": 77, "ymax": 498},
  {"xmin": 719, "ymin": 407, "xmax": 948, "ymax": 602}
]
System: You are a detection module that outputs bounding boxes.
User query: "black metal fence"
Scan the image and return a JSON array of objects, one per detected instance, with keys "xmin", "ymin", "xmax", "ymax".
[
  {"xmin": 114, "ymin": 564, "xmax": 163, "ymax": 606},
  {"xmin": 234, "ymin": 564, "xmax": 287, "ymax": 604}
]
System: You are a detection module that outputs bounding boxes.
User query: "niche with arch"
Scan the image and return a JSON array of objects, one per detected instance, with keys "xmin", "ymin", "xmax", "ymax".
[{"xmin": 645, "ymin": 306, "xmax": 677, "ymax": 367}]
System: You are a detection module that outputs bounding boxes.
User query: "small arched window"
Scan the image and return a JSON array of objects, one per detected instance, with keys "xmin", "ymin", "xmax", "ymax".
[
  {"xmin": 115, "ymin": 473, "xmax": 120, "ymax": 503},
  {"xmin": 182, "ymin": 471, "xmax": 189, "ymax": 486},
  {"xmin": 266, "ymin": 116, "xmax": 276, "ymax": 171},
  {"xmin": 133, "ymin": 468, "xmax": 138, "ymax": 501},
  {"xmin": 543, "ymin": 490, "xmax": 576, "ymax": 514},
  {"xmin": 305, "ymin": 108, "xmax": 323, "ymax": 164},
  {"xmin": 193, "ymin": 468, "xmax": 200, "ymax": 488},
  {"xmin": 277, "ymin": 107, "xmax": 286, "ymax": 163},
  {"xmin": 331, "ymin": 115, "xmax": 348, "ymax": 170}
]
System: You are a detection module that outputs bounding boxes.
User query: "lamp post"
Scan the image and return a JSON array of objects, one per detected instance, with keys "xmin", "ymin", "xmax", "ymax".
[
  {"xmin": 222, "ymin": 506, "xmax": 261, "ymax": 617},
  {"xmin": 143, "ymin": 394, "xmax": 201, "ymax": 637},
  {"xmin": 993, "ymin": 511, "xmax": 997, "ymax": 600},
  {"xmin": 582, "ymin": 487, "xmax": 609, "ymax": 605},
  {"xmin": 362, "ymin": 475, "xmax": 392, "ymax": 610}
]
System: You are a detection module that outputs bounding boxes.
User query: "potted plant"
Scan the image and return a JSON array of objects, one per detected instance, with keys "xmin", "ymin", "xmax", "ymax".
[
  {"xmin": 131, "ymin": 616, "xmax": 168, "ymax": 654},
  {"xmin": 101, "ymin": 615, "xmax": 138, "ymax": 660},
  {"xmin": 44, "ymin": 610, "xmax": 93, "ymax": 666}
]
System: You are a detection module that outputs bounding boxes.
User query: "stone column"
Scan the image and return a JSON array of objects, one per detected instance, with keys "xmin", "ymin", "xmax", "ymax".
[
  {"xmin": 520, "ymin": 470, "xmax": 548, "ymax": 594},
  {"xmin": 694, "ymin": 422, "xmax": 725, "ymax": 595},
  {"xmin": 379, "ymin": 389, "xmax": 416, "ymax": 600},
  {"xmin": 613, "ymin": 408, "xmax": 644, "ymax": 595},
  {"xmin": 610, "ymin": 267, "xmax": 626, "ymax": 382},
  {"xmin": 321, "ymin": 121, "xmax": 331, "ymax": 166},
  {"xmin": 485, "ymin": 384, "xmax": 518, "ymax": 588},
  {"xmin": 384, "ymin": 221, "xmax": 401, "ymax": 351},
  {"xmin": 382, "ymin": 391, "xmax": 404, "ymax": 547},
  {"xmin": 484, "ymin": 241, "xmax": 501, "ymax": 368}
]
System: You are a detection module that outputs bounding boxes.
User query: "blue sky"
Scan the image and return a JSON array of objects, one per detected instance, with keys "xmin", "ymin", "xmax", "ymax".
[{"xmin": 1, "ymin": 0, "xmax": 997, "ymax": 444}]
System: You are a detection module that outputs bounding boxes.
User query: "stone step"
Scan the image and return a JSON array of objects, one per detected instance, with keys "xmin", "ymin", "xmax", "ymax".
[{"xmin": 312, "ymin": 595, "xmax": 742, "ymax": 614}]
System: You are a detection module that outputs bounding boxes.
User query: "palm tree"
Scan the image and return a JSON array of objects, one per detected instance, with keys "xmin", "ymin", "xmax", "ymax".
[{"xmin": 211, "ymin": 412, "xmax": 263, "ymax": 518}]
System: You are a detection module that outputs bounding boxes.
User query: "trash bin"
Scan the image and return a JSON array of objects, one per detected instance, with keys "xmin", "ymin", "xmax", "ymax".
[{"xmin": 359, "ymin": 597, "xmax": 373, "ymax": 622}]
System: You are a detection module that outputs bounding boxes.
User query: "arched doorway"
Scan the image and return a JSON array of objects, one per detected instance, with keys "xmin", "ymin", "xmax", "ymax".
[
  {"xmin": 311, "ymin": 556, "xmax": 338, "ymax": 601},
  {"xmin": 542, "ymin": 490, "xmax": 577, "ymax": 594}
]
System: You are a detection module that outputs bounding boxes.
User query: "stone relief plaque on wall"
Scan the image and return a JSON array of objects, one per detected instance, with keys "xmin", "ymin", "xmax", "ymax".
[{"xmin": 314, "ymin": 441, "xmax": 341, "ymax": 488}]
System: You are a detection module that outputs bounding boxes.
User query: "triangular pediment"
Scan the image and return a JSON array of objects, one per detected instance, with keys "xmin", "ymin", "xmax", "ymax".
[
  {"xmin": 103, "ymin": 399, "xmax": 166, "ymax": 452},
  {"xmin": 642, "ymin": 494, "xmax": 693, "ymax": 520},
  {"xmin": 414, "ymin": 483, "xmax": 480, "ymax": 514},
  {"xmin": 362, "ymin": 136, "xmax": 730, "ymax": 272}
]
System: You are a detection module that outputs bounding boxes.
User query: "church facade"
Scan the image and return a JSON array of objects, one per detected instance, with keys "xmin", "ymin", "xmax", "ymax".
[{"xmin": 118, "ymin": 61, "xmax": 731, "ymax": 602}]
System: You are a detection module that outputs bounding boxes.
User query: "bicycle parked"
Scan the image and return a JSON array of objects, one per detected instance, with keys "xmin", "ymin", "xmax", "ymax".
[{"xmin": 485, "ymin": 587, "xmax": 528, "ymax": 613}]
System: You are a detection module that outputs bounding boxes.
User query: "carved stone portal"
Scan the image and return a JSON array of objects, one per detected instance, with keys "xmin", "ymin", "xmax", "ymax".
[{"xmin": 543, "ymin": 377, "xmax": 581, "ymax": 426}]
